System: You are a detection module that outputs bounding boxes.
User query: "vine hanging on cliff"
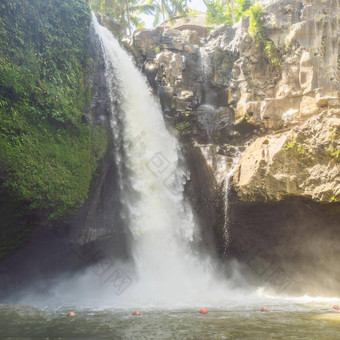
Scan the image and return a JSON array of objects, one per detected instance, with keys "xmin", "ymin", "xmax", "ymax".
[{"xmin": 248, "ymin": 3, "xmax": 281, "ymax": 68}]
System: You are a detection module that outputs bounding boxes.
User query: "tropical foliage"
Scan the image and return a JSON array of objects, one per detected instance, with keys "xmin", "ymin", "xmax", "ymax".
[
  {"xmin": 247, "ymin": 3, "xmax": 281, "ymax": 67},
  {"xmin": 142, "ymin": 0, "xmax": 190, "ymax": 27},
  {"xmin": 89, "ymin": 0, "xmax": 154, "ymax": 35},
  {"xmin": 205, "ymin": 0, "xmax": 257, "ymax": 25},
  {"xmin": 0, "ymin": 0, "xmax": 108, "ymax": 260},
  {"xmin": 89, "ymin": 0, "xmax": 190, "ymax": 33}
]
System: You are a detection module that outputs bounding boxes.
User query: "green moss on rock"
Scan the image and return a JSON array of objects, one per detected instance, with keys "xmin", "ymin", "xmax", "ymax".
[{"xmin": 0, "ymin": 0, "xmax": 109, "ymax": 260}]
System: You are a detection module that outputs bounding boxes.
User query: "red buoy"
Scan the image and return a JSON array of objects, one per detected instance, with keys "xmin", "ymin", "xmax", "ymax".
[
  {"xmin": 132, "ymin": 310, "xmax": 141, "ymax": 316},
  {"xmin": 333, "ymin": 305, "xmax": 340, "ymax": 311},
  {"xmin": 261, "ymin": 307, "xmax": 269, "ymax": 312},
  {"xmin": 67, "ymin": 311, "xmax": 75, "ymax": 317},
  {"xmin": 200, "ymin": 308, "xmax": 208, "ymax": 314}
]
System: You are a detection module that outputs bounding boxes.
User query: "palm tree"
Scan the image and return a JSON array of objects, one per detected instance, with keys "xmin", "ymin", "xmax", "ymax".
[
  {"xmin": 125, "ymin": 0, "xmax": 132, "ymax": 34},
  {"xmin": 230, "ymin": 0, "xmax": 235, "ymax": 24},
  {"xmin": 89, "ymin": 0, "xmax": 154, "ymax": 35},
  {"xmin": 124, "ymin": 0, "xmax": 155, "ymax": 34},
  {"xmin": 142, "ymin": 0, "xmax": 189, "ymax": 27},
  {"xmin": 203, "ymin": 0, "xmax": 235, "ymax": 25}
]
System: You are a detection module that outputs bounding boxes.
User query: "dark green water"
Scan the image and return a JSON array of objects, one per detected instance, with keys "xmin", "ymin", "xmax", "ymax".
[{"xmin": 1, "ymin": 301, "xmax": 339, "ymax": 339}]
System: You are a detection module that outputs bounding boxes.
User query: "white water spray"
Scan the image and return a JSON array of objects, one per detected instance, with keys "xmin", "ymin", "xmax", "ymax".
[{"xmin": 91, "ymin": 15, "xmax": 237, "ymax": 306}]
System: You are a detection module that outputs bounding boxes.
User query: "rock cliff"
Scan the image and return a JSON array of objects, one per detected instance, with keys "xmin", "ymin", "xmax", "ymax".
[
  {"xmin": 123, "ymin": 0, "xmax": 340, "ymax": 295},
  {"xmin": 123, "ymin": 0, "xmax": 340, "ymax": 203},
  {"xmin": 235, "ymin": 109, "xmax": 340, "ymax": 202}
]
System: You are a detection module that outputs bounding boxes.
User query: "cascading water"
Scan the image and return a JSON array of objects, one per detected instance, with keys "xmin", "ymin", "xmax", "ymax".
[
  {"xmin": 198, "ymin": 47, "xmax": 215, "ymax": 105},
  {"xmin": 198, "ymin": 42, "xmax": 242, "ymax": 255},
  {"xmin": 223, "ymin": 150, "xmax": 241, "ymax": 255},
  {"xmin": 91, "ymin": 15, "xmax": 231, "ymax": 306}
]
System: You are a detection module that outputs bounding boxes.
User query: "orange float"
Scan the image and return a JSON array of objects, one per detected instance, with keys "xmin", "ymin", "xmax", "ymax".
[{"xmin": 200, "ymin": 308, "xmax": 208, "ymax": 314}]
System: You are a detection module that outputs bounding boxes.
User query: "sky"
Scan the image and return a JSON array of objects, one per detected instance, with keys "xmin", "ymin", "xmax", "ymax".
[{"xmin": 140, "ymin": 0, "xmax": 207, "ymax": 28}]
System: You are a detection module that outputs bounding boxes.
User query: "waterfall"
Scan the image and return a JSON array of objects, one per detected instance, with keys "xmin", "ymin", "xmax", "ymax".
[
  {"xmin": 91, "ymin": 15, "xmax": 228, "ymax": 306},
  {"xmin": 223, "ymin": 150, "xmax": 241, "ymax": 255},
  {"xmin": 198, "ymin": 42, "xmax": 242, "ymax": 256},
  {"xmin": 198, "ymin": 47, "xmax": 215, "ymax": 105}
]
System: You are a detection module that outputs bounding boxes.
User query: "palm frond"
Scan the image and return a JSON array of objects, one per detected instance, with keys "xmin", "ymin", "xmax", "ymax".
[
  {"xmin": 131, "ymin": 4, "xmax": 155, "ymax": 15},
  {"xmin": 153, "ymin": 7, "xmax": 161, "ymax": 25}
]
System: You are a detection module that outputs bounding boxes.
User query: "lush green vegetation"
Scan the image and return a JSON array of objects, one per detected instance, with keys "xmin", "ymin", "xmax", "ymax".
[
  {"xmin": 0, "ymin": 0, "xmax": 108, "ymax": 254},
  {"xmin": 89, "ymin": 0, "xmax": 154, "ymax": 35},
  {"xmin": 205, "ymin": 0, "xmax": 256, "ymax": 25},
  {"xmin": 143, "ymin": 0, "xmax": 189, "ymax": 27},
  {"xmin": 89, "ymin": 0, "xmax": 189, "ymax": 34},
  {"xmin": 247, "ymin": 3, "xmax": 281, "ymax": 67}
]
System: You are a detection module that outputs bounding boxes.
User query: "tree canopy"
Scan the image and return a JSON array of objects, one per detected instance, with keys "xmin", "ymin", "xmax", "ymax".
[
  {"xmin": 204, "ymin": 0, "xmax": 258, "ymax": 25},
  {"xmin": 141, "ymin": 0, "xmax": 190, "ymax": 27},
  {"xmin": 89, "ymin": 0, "xmax": 261, "ymax": 37},
  {"xmin": 89, "ymin": 0, "xmax": 190, "ymax": 35},
  {"xmin": 89, "ymin": 0, "xmax": 154, "ymax": 35}
]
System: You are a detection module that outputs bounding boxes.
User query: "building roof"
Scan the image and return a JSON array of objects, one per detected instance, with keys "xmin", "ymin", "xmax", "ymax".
[{"xmin": 163, "ymin": 14, "xmax": 214, "ymax": 29}]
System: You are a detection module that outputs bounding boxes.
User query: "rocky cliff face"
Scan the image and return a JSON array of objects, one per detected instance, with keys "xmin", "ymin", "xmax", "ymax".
[
  {"xmin": 123, "ymin": 0, "xmax": 340, "ymax": 294},
  {"xmin": 235, "ymin": 109, "xmax": 340, "ymax": 201},
  {"xmin": 123, "ymin": 0, "xmax": 340, "ymax": 203},
  {"xmin": 232, "ymin": 0, "xmax": 340, "ymax": 203}
]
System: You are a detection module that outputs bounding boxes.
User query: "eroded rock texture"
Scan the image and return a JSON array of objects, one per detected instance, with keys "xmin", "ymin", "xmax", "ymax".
[
  {"xmin": 232, "ymin": 0, "xmax": 340, "ymax": 202},
  {"xmin": 123, "ymin": 0, "xmax": 340, "ymax": 295},
  {"xmin": 234, "ymin": 109, "xmax": 340, "ymax": 202},
  {"xmin": 124, "ymin": 0, "xmax": 340, "ymax": 203}
]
